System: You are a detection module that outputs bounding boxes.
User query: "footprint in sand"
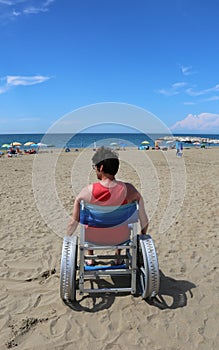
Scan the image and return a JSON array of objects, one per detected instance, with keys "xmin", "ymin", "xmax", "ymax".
[
  {"xmin": 25, "ymin": 268, "xmax": 56, "ymax": 283},
  {"xmin": 33, "ymin": 295, "xmax": 41, "ymax": 308}
]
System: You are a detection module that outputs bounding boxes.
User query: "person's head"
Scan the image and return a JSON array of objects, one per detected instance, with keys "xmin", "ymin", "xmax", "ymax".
[{"xmin": 92, "ymin": 146, "xmax": 119, "ymax": 178}]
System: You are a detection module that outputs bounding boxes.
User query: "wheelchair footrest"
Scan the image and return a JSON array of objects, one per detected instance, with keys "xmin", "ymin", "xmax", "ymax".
[
  {"xmin": 83, "ymin": 287, "xmax": 133, "ymax": 294},
  {"xmin": 84, "ymin": 263, "xmax": 126, "ymax": 271}
]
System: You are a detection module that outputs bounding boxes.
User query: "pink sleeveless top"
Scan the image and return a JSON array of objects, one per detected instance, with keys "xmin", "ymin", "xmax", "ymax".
[
  {"xmin": 91, "ymin": 182, "xmax": 128, "ymax": 206},
  {"xmin": 85, "ymin": 182, "xmax": 130, "ymax": 244}
]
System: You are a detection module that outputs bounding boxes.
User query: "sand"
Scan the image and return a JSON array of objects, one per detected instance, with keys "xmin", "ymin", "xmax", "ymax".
[{"xmin": 0, "ymin": 147, "xmax": 218, "ymax": 350}]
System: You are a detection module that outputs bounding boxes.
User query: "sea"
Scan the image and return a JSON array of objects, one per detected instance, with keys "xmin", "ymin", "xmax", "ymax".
[{"xmin": 1, "ymin": 133, "xmax": 219, "ymax": 149}]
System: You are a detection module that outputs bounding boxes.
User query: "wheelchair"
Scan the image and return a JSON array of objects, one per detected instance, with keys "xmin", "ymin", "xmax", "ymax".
[{"xmin": 60, "ymin": 201, "xmax": 160, "ymax": 303}]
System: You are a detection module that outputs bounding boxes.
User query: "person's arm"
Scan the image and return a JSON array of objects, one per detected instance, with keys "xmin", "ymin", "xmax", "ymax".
[
  {"xmin": 126, "ymin": 183, "xmax": 149, "ymax": 235},
  {"xmin": 66, "ymin": 196, "xmax": 80, "ymax": 236},
  {"xmin": 138, "ymin": 195, "xmax": 149, "ymax": 235},
  {"xmin": 66, "ymin": 184, "xmax": 92, "ymax": 236}
]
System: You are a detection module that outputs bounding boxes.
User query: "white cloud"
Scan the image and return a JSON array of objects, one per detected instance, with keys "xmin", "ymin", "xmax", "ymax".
[
  {"xmin": 44, "ymin": 0, "xmax": 54, "ymax": 5},
  {"xmin": 23, "ymin": 7, "xmax": 47, "ymax": 14},
  {"xmin": 23, "ymin": 1, "xmax": 55, "ymax": 15},
  {"xmin": 183, "ymin": 101, "xmax": 196, "ymax": 105},
  {"xmin": 156, "ymin": 81, "xmax": 187, "ymax": 96},
  {"xmin": 180, "ymin": 65, "xmax": 194, "ymax": 76},
  {"xmin": 172, "ymin": 82, "xmax": 187, "ymax": 88},
  {"xmin": 156, "ymin": 88, "xmax": 179, "ymax": 96},
  {"xmin": 18, "ymin": 117, "xmax": 40, "ymax": 122},
  {"xmin": 7, "ymin": 75, "xmax": 50, "ymax": 85},
  {"xmin": 0, "ymin": 0, "xmax": 13, "ymax": 4},
  {"xmin": 157, "ymin": 78, "xmax": 219, "ymax": 105},
  {"xmin": 186, "ymin": 84, "xmax": 219, "ymax": 97},
  {"xmin": 12, "ymin": 9, "xmax": 21, "ymax": 16},
  {"xmin": 203, "ymin": 96, "xmax": 219, "ymax": 102},
  {"xmin": 205, "ymin": 84, "xmax": 219, "ymax": 93},
  {"xmin": 171, "ymin": 113, "xmax": 219, "ymax": 132},
  {"xmin": 0, "ymin": 74, "xmax": 51, "ymax": 94},
  {"xmin": 0, "ymin": 0, "xmax": 31, "ymax": 6},
  {"xmin": 0, "ymin": 0, "xmax": 55, "ymax": 20},
  {"xmin": 23, "ymin": 1, "xmax": 55, "ymax": 16},
  {"xmin": 185, "ymin": 88, "xmax": 203, "ymax": 97}
]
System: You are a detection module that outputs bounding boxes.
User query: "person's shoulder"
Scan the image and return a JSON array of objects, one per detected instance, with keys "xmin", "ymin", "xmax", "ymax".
[
  {"xmin": 123, "ymin": 182, "xmax": 141, "ymax": 200},
  {"xmin": 123, "ymin": 182, "xmax": 137, "ymax": 191},
  {"xmin": 76, "ymin": 184, "xmax": 93, "ymax": 201},
  {"xmin": 115, "ymin": 180, "xmax": 132, "ymax": 190}
]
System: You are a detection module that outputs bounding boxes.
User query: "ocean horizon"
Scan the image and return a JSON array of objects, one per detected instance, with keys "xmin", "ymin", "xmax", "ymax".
[{"xmin": 1, "ymin": 132, "xmax": 219, "ymax": 149}]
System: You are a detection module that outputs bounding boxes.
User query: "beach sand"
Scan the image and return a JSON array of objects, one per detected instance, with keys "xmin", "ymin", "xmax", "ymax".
[{"xmin": 0, "ymin": 148, "xmax": 218, "ymax": 350}]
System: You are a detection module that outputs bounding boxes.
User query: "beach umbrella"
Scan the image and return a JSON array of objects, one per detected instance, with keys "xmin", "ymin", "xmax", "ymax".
[
  {"xmin": 166, "ymin": 140, "xmax": 175, "ymax": 143},
  {"xmin": 30, "ymin": 143, "xmax": 39, "ymax": 147},
  {"xmin": 37, "ymin": 142, "xmax": 47, "ymax": 147},
  {"xmin": 10, "ymin": 142, "xmax": 22, "ymax": 147},
  {"xmin": 193, "ymin": 142, "xmax": 200, "ymax": 145},
  {"xmin": 110, "ymin": 142, "xmax": 118, "ymax": 147},
  {"xmin": 1, "ymin": 143, "xmax": 11, "ymax": 148},
  {"xmin": 141, "ymin": 140, "xmax": 150, "ymax": 144},
  {"xmin": 24, "ymin": 141, "xmax": 35, "ymax": 146}
]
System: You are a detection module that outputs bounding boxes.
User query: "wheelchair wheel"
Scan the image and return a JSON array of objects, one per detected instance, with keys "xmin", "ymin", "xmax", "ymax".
[
  {"xmin": 138, "ymin": 235, "xmax": 160, "ymax": 299},
  {"xmin": 60, "ymin": 236, "xmax": 78, "ymax": 302}
]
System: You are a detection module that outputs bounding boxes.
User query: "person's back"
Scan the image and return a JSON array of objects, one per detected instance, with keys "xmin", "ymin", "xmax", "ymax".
[
  {"xmin": 84, "ymin": 180, "xmax": 136, "ymax": 245},
  {"xmin": 67, "ymin": 146, "xmax": 149, "ymax": 264},
  {"xmin": 90, "ymin": 180, "xmax": 127, "ymax": 206}
]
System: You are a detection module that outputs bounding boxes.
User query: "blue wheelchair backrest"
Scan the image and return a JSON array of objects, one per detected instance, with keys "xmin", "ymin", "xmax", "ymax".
[{"xmin": 79, "ymin": 201, "xmax": 139, "ymax": 228}]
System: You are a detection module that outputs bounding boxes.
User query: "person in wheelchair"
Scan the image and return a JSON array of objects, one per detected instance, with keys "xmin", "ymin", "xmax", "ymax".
[{"xmin": 67, "ymin": 146, "xmax": 149, "ymax": 266}]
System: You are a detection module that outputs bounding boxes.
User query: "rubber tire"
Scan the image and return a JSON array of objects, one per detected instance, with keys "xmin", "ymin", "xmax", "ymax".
[
  {"xmin": 60, "ymin": 236, "xmax": 78, "ymax": 302},
  {"xmin": 139, "ymin": 235, "xmax": 160, "ymax": 299}
]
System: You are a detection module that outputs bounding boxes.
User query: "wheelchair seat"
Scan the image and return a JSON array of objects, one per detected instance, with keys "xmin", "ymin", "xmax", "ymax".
[{"xmin": 60, "ymin": 201, "xmax": 160, "ymax": 303}]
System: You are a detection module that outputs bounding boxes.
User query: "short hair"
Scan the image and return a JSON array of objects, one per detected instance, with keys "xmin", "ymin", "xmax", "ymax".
[{"xmin": 92, "ymin": 146, "xmax": 119, "ymax": 175}]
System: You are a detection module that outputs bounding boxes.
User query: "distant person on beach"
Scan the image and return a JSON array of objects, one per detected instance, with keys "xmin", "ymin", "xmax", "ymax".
[
  {"xmin": 16, "ymin": 147, "xmax": 22, "ymax": 155},
  {"xmin": 7, "ymin": 147, "xmax": 16, "ymax": 157},
  {"xmin": 29, "ymin": 149, "xmax": 36, "ymax": 154},
  {"xmin": 176, "ymin": 142, "xmax": 183, "ymax": 157},
  {"xmin": 67, "ymin": 146, "xmax": 149, "ymax": 265}
]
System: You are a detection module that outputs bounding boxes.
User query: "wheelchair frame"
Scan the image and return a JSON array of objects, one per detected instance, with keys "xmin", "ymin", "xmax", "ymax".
[{"xmin": 60, "ymin": 201, "xmax": 160, "ymax": 303}]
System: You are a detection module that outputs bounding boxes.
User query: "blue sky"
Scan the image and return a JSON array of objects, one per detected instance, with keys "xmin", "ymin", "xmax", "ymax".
[{"xmin": 0, "ymin": 0, "xmax": 219, "ymax": 134}]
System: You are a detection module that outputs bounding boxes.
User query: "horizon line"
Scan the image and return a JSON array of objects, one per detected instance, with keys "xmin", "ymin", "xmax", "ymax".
[{"xmin": 1, "ymin": 131, "xmax": 219, "ymax": 135}]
